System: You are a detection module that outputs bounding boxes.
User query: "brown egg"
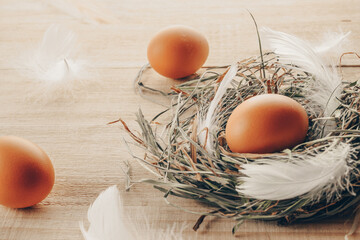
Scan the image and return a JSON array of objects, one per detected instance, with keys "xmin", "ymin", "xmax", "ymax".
[
  {"xmin": 225, "ymin": 94, "xmax": 309, "ymax": 153},
  {"xmin": 0, "ymin": 136, "xmax": 55, "ymax": 208},
  {"xmin": 147, "ymin": 25, "xmax": 209, "ymax": 79}
]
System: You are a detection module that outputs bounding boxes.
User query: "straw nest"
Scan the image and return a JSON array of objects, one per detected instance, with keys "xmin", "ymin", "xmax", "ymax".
[{"xmin": 117, "ymin": 52, "xmax": 360, "ymax": 232}]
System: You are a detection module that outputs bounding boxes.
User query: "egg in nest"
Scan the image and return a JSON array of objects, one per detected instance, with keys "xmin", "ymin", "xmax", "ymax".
[{"xmin": 225, "ymin": 94, "xmax": 309, "ymax": 154}]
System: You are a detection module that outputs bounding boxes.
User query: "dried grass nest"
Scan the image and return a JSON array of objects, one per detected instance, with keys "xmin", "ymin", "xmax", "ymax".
[{"xmin": 117, "ymin": 52, "xmax": 360, "ymax": 232}]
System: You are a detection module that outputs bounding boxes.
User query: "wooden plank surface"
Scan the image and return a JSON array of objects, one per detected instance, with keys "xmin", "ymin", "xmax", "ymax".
[{"xmin": 0, "ymin": 0, "xmax": 360, "ymax": 239}]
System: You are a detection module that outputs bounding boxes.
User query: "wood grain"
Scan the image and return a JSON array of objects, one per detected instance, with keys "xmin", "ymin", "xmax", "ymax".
[{"xmin": 0, "ymin": 0, "xmax": 360, "ymax": 239}]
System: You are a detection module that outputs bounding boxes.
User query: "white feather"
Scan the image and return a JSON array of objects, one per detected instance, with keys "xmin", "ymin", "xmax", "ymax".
[
  {"xmin": 237, "ymin": 141, "xmax": 354, "ymax": 201},
  {"xmin": 80, "ymin": 186, "xmax": 133, "ymax": 240},
  {"xmin": 20, "ymin": 24, "xmax": 88, "ymax": 101},
  {"xmin": 261, "ymin": 28, "xmax": 349, "ymax": 117},
  {"xmin": 314, "ymin": 31, "xmax": 350, "ymax": 59},
  {"xmin": 47, "ymin": 0, "xmax": 117, "ymax": 24},
  {"xmin": 198, "ymin": 63, "xmax": 238, "ymax": 152},
  {"xmin": 80, "ymin": 186, "xmax": 187, "ymax": 240}
]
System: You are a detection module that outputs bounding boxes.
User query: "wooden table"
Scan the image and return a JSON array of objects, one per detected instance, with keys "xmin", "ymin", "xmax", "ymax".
[{"xmin": 0, "ymin": 0, "xmax": 360, "ymax": 239}]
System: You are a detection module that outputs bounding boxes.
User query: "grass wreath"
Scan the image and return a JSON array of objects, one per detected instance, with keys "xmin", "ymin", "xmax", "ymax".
[{"xmin": 116, "ymin": 28, "xmax": 360, "ymax": 233}]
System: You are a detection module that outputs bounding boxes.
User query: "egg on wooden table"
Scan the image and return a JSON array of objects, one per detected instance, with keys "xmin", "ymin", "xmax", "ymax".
[
  {"xmin": 0, "ymin": 136, "xmax": 55, "ymax": 208},
  {"xmin": 225, "ymin": 94, "xmax": 309, "ymax": 154},
  {"xmin": 147, "ymin": 25, "xmax": 209, "ymax": 79}
]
